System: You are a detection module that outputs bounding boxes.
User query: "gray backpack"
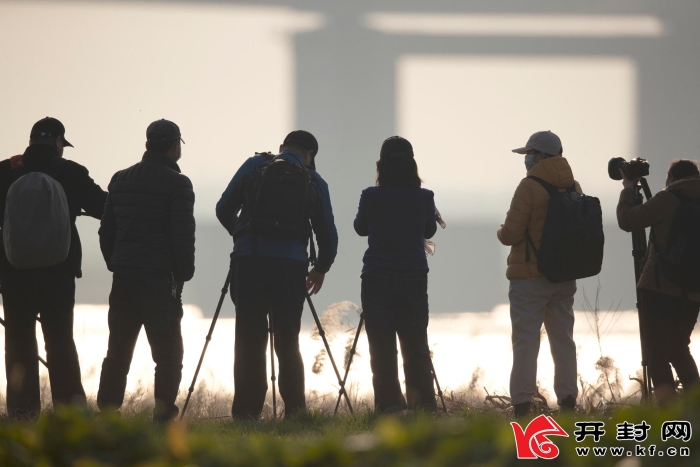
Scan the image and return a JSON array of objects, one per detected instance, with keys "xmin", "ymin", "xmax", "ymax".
[{"xmin": 3, "ymin": 158, "xmax": 71, "ymax": 269}]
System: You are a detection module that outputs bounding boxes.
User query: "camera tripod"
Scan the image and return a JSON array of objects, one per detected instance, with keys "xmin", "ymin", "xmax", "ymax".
[
  {"xmin": 631, "ymin": 177, "xmax": 653, "ymax": 401},
  {"xmin": 333, "ymin": 313, "xmax": 448, "ymax": 414},
  {"xmin": 180, "ymin": 268, "xmax": 355, "ymax": 420}
]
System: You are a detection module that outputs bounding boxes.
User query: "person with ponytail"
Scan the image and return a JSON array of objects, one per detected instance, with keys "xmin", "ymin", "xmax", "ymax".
[{"xmin": 354, "ymin": 136, "xmax": 438, "ymax": 413}]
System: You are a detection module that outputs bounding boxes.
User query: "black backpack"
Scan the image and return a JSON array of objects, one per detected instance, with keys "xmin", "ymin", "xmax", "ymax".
[
  {"xmin": 525, "ymin": 176, "xmax": 604, "ymax": 283},
  {"xmin": 652, "ymin": 191, "xmax": 700, "ymax": 293},
  {"xmin": 248, "ymin": 153, "xmax": 313, "ymax": 243}
]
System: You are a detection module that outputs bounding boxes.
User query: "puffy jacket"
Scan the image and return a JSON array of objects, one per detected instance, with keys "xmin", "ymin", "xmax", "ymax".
[
  {"xmin": 617, "ymin": 176, "xmax": 700, "ymax": 303},
  {"xmin": 497, "ymin": 156, "xmax": 581, "ymax": 280},
  {"xmin": 0, "ymin": 144, "xmax": 107, "ymax": 278},
  {"xmin": 99, "ymin": 151, "xmax": 195, "ymax": 282},
  {"xmin": 354, "ymin": 186, "xmax": 437, "ymax": 274}
]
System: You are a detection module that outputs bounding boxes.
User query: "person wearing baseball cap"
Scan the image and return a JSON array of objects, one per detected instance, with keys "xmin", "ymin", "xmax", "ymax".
[
  {"xmin": 0, "ymin": 117, "xmax": 107, "ymax": 418},
  {"xmin": 97, "ymin": 119, "xmax": 194, "ymax": 423},
  {"xmin": 216, "ymin": 130, "xmax": 338, "ymax": 419},
  {"xmin": 497, "ymin": 130, "xmax": 581, "ymax": 417},
  {"xmin": 29, "ymin": 117, "xmax": 74, "ymax": 156}
]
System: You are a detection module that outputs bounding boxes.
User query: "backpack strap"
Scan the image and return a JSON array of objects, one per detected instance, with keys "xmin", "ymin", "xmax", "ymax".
[
  {"xmin": 669, "ymin": 190, "xmax": 691, "ymax": 204},
  {"xmin": 526, "ymin": 176, "xmax": 559, "ymax": 196},
  {"xmin": 524, "ymin": 230, "xmax": 538, "ymax": 262},
  {"xmin": 9, "ymin": 155, "xmax": 26, "ymax": 181},
  {"xmin": 566, "ymin": 182, "xmax": 577, "ymax": 193}
]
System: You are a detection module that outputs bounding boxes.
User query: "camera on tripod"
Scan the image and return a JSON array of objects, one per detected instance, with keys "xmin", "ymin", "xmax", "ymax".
[{"xmin": 608, "ymin": 157, "xmax": 650, "ymax": 180}]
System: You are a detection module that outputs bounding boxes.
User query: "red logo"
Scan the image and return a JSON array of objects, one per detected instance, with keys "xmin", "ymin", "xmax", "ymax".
[{"xmin": 511, "ymin": 414, "xmax": 569, "ymax": 459}]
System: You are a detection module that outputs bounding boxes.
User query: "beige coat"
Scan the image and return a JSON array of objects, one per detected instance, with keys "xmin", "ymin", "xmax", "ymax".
[
  {"xmin": 497, "ymin": 156, "xmax": 581, "ymax": 280},
  {"xmin": 617, "ymin": 176, "xmax": 700, "ymax": 303}
]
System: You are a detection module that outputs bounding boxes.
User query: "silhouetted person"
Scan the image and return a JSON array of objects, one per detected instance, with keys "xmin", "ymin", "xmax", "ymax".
[
  {"xmin": 97, "ymin": 119, "xmax": 195, "ymax": 423},
  {"xmin": 617, "ymin": 159, "xmax": 700, "ymax": 404},
  {"xmin": 498, "ymin": 131, "xmax": 579, "ymax": 417},
  {"xmin": 216, "ymin": 130, "xmax": 338, "ymax": 419},
  {"xmin": 0, "ymin": 117, "xmax": 106, "ymax": 418},
  {"xmin": 354, "ymin": 136, "xmax": 438, "ymax": 413}
]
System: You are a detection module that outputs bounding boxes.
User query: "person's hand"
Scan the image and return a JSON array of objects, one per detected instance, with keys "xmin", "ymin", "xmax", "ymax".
[
  {"xmin": 620, "ymin": 169, "xmax": 635, "ymax": 189},
  {"xmin": 306, "ymin": 268, "xmax": 325, "ymax": 295}
]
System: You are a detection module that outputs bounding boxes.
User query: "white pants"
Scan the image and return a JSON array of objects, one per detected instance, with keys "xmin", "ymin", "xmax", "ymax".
[{"xmin": 509, "ymin": 277, "xmax": 578, "ymax": 405}]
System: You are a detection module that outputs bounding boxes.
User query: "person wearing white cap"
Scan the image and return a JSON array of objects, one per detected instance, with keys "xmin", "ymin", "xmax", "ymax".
[{"xmin": 497, "ymin": 131, "xmax": 580, "ymax": 418}]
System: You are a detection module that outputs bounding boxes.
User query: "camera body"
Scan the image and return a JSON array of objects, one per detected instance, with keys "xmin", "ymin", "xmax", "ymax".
[{"xmin": 608, "ymin": 157, "xmax": 650, "ymax": 180}]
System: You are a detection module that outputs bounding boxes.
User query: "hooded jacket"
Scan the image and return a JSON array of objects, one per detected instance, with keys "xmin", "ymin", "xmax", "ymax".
[
  {"xmin": 0, "ymin": 144, "xmax": 107, "ymax": 278},
  {"xmin": 497, "ymin": 156, "xmax": 582, "ymax": 280},
  {"xmin": 617, "ymin": 176, "xmax": 700, "ymax": 303}
]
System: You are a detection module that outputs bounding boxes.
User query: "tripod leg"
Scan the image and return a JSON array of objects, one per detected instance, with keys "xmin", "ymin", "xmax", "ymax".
[
  {"xmin": 306, "ymin": 293, "xmax": 354, "ymax": 414},
  {"xmin": 180, "ymin": 269, "xmax": 231, "ymax": 420},
  {"xmin": 269, "ymin": 310, "xmax": 277, "ymax": 421},
  {"xmin": 0, "ymin": 317, "xmax": 48, "ymax": 369},
  {"xmin": 428, "ymin": 346, "xmax": 447, "ymax": 413},
  {"xmin": 334, "ymin": 314, "xmax": 364, "ymax": 416}
]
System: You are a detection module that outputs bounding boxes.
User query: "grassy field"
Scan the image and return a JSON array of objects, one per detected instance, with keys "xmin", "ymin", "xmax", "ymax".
[{"xmin": 0, "ymin": 391, "xmax": 698, "ymax": 467}]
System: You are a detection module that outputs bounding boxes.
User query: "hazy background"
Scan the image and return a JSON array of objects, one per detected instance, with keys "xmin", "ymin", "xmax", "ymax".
[{"xmin": 1, "ymin": 0, "xmax": 699, "ymax": 321}]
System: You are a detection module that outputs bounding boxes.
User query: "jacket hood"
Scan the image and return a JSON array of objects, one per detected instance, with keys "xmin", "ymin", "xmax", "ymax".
[
  {"xmin": 526, "ymin": 155, "xmax": 574, "ymax": 189},
  {"xmin": 665, "ymin": 176, "xmax": 700, "ymax": 198}
]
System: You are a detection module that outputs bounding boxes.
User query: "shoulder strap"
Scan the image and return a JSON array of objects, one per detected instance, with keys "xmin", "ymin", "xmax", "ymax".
[
  {"xmin": 566, "ymin": 182, "xmax": 577, "ymax": 193},
  {"xmin": 524, "ymin": 230, "xmax": 538, "ymax": 262},
  {"xmin": 669, "ymin": 190, "xmax": 691, "ymax": 204},
  {"xmin": 9, "ymin": 155, "xmax": 26, "ymax": 182},
  {"xmin": 527, "ymin": 176, "xmax": 558, "ymax": 196}
]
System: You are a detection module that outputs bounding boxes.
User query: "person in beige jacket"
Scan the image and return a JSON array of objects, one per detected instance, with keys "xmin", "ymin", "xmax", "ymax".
[
  {"xmin": 498, "ymin": 131, "xmax": 580, "ymax": 417},
  {"xmin": 617, "ymin": 159, "xmax": 700, "ymax": 404}
]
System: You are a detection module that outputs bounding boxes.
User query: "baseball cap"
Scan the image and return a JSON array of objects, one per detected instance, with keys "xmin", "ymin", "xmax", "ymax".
[
  {"xmin": 146, "ymin": 119, "xmax": 185, "ymax": 144},
  {"xmin": 512, "ymin": 130, "xmax": 562, "ymax": 156},
  {"xmin": 283, "ymin": 130, "xmax": 318, "ymax": 155},
  {"xmin": 30, "ymin": 117, "xmax": 73, "ymax": 147},
  {"xmin": 380, "ymin": 136, "xmax": 414, "ymax": 158}
]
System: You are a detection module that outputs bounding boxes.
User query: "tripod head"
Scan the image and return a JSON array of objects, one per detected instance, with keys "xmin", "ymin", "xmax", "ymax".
[{"xmin": 634, "ymin": 177, "xmax": 653, "ymax": 203}]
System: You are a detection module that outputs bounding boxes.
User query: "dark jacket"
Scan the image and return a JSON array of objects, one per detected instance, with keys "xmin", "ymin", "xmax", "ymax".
[
  {"xmin": 617, "ymin": 176, "xmax": 700, "ymax": 303},
  {"xmin": 354, "ymin": 186, "xmax": 437, "ymax": 274},
  {"xmin": 216, "ymin": 149, "xmax": 338, "ymax": 274},
  {"xmin": 0, "ymin": 144, "xmax": 107, "ymax": 278},
  {"xmin": 99, "ymin": 151, "xmax": 195, "ymax": 282}
]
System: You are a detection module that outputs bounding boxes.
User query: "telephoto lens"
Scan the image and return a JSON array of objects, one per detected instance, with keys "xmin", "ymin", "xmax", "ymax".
[
  {"xmin": 608, "ymin": 157, "xmax": 626, "ymax": 180},
  {"xmin": 608, "ymin": 157, "xmax": 650, "ymax": 180}
]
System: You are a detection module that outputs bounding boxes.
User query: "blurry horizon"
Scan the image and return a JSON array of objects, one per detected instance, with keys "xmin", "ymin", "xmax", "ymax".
[{"xmin": 1, "ymin": 0, "xmax": 699, "ymax": 317}]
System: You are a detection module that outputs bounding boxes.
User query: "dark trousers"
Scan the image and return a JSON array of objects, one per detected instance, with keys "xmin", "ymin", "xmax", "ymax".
[
  {"xmin": 97, "ymin": 272, "xmax": 184, "ymax": 422},
  {"xmin": 640, "ymin": 289, "xmax": 700, "ymax": 391},
  {"xmin": 230, "ymin": 255, "xmax": 307, "ymax": 419},
  {"xmin": 361, "ymin": 273, "xmax": 437, "ymax": 413},
  {"xmin": 1, "ymin": 271, "xmax": 86, "ymax": 418}
]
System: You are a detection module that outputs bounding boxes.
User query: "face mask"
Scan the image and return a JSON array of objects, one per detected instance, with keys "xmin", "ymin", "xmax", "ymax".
[{"xmin": 524, "ymin": 153, "xmax": 537, "ymax": 171}]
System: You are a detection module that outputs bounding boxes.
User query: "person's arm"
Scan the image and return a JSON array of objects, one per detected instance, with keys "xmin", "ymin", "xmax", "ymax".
[
  {"xmin": 75, "ymin": 164, "xmax": 108, "ymax": 219},
  {"xmin": 216, "ymin": 156, "xmax": 261, "ymax": 235},
  {"xmin": 497, "ymin": 179, "xmax": 534, "ymax": 246},
  {"xmin": 617, "ymin": 186, "xmax": 668, "ymax": 233},
  {"xmin": 308, "ymin": 175, "xmax": 338, "ymax": 294},
  {"xmin": 424, "ymin": 191, "xmax": 438, "ymax": 239},
  {"xmin": 170, "ymin": 175, "xmax": 196, "ymax": 282},
  {"xmin": 353, "ymin": 190, "xmax": 369, "ymax": 236},
  {"xmin": 98, "ymin": 176, "xmax": 117, "ymax": 271}
]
